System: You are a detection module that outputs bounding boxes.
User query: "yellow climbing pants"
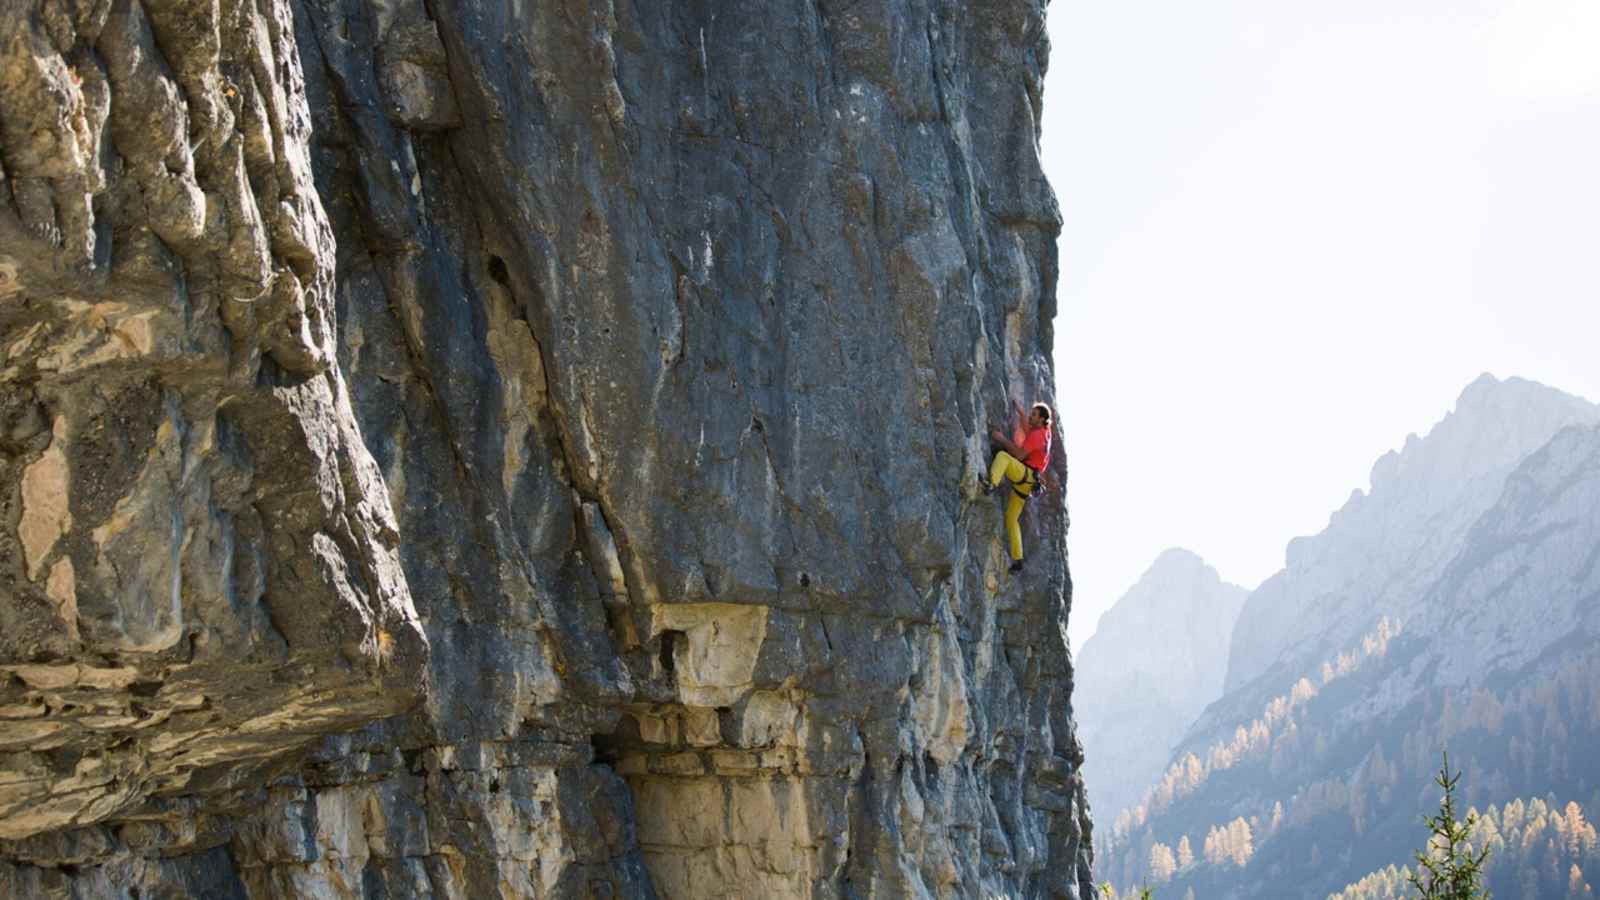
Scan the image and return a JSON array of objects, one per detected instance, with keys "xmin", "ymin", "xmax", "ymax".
[{"xmin": 989, "ymin": 451, "xmax": 1034, "ymax": 561}]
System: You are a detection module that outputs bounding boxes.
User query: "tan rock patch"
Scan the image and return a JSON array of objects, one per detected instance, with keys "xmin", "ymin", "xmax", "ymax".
[
  {"xmin": 0, "ymin": 720, "xmax": 69, "ymax": 750},
  {"xmin": 45, "ymin": 557, "xmax": 79, "ymax": 641},
  {"xmin": 0, "ymin": 257, "xmax": 19, "ymax": 300},
  {"xmin": 651, "ymin": 603, "xmax": 769, "ymax": 707},
  {"xmin": 19, "ymin": 418, "xmax": 71, "ymax": 579}
]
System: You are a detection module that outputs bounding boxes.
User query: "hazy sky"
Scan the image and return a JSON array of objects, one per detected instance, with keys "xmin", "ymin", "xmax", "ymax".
[{"xmin": 1040, "ymin": 0, "xmax": 1600, "ymax": 650}]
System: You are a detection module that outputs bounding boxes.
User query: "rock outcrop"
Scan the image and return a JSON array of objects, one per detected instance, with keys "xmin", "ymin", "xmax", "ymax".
[
  {"xmin": 1074, "ymin": 549, "xmax": 1246, "ymax": 822},
  {"xmin": 0, "ymin": 1, "xmax": 1091, "ymax": 897}
]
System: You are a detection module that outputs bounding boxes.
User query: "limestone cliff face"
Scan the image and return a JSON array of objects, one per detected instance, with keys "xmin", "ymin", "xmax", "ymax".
[{"xmin": 0, "ymin": 1, "xmax": 1090, "ymax": 898}]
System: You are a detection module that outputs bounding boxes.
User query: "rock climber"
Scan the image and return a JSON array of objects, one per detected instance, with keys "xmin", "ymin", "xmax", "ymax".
[{"xmin": 982, "ymin": 400, "xmax": 1053, "ymax": 573}]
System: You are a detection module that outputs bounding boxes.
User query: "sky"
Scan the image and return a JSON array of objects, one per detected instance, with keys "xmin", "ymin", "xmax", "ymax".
[{"xmin": 1040, "ymin": 0, "xmax": 1600, "ymax": 650}]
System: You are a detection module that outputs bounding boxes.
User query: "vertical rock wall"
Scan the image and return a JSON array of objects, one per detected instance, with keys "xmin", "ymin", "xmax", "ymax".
[{"xmin": 0, "ymin": 1, "xmax": 1092, "ymax": 897}]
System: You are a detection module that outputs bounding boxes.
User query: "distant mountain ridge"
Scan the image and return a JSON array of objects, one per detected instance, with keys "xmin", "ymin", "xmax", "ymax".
[
  {"xmin": 1096, "ymin": 375, "xmax": 1600, "ymax": 899},
  {"xmin": 1224, "ymin": 374, "xmax": 1599, "ymax": 699},
  {"xmin": 1077, "ymin": 548, "xmax": 1248, "ymax": 824},
  {"xmin": 1411, "ymin": 420, "xmax": 1600, "ymax": 687}
]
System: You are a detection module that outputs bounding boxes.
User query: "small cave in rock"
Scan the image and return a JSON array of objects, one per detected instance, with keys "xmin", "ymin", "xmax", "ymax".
[
  {"xmin": 486, "ymin": 255, "xmax": 511, "ymax": 289},
  {"xmin": 255, "ymin": 353, "xmax": 284, "ymax": 387},
  {"xmin": 486, "ymin": 254, "xmax": 531, "ymax": 326},
  {"xmin": 715, "ymin": 706, "xmax": 738, "ymax": 745},
  {"xmin": 657, "ymin": 629, "xmax": 683, "ymax": 674},
  {"xmin": 590, "ymin": 713, "xmax": 640, "ymax": 768},
  {"xmin": 402, "ymin": 748, "xmax": 424, "ymax": 775},
  {"xmin": 598, "ymin": 602, "xmax": 622, "ymax": 643},
  {"xmin": 129, "ymin": 680, "xmax": 162, "ymax": 698}
]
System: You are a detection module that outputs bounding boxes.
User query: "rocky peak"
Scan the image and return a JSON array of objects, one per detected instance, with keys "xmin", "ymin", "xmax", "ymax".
[
  {"xmin": 1082, "ymin": 548, "xmax": 1245, "ymax": 696},
  {"xmin": 1416, "ymin": 420, "xmax": 1600, "ymax": 686},
  {"xmin": 1076, "ymin": 549, "xmax": 1248, "ymax": 824},
  {"xmin": 1365, "ymin": 373, "xmax": 1598, "ymax": 498},
  {"xmin": 1226, "ymin": 374, "xmax": 1599, "ymax": 695}
]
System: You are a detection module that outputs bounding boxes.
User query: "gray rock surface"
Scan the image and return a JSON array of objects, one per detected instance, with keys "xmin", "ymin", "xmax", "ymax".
[
  {"xmin": 0, "ymin": 1, "xmax": 1092, "ymax": 897},
  {"xmin": 1074, "ymin": 549, "xmax": 1246, "ymax": 823}
]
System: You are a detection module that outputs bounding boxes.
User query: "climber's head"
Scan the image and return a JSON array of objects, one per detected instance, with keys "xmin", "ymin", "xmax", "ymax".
[{"xmin": 1029, "ymin": 402, "xmax": 1053, "ymax": 429}]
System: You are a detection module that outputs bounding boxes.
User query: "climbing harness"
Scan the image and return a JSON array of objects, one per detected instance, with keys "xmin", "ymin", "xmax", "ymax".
[{"xmin": 1012, "ymin": 466, "xmax": 1044, "ymax": 502}]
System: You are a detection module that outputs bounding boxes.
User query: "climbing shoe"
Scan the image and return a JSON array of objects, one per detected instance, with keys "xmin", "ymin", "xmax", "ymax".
[{"xmin": 1009, "ymin": 559, "xmax": 1024, "ymax": 574}]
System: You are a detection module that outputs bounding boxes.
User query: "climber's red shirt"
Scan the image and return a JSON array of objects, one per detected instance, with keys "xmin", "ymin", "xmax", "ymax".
[{"xmin": 1020, "ymin": 426, "xmax": 1051, "ymax": 472}]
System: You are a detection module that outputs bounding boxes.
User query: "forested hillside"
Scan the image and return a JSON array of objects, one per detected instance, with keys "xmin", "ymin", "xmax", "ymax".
[
  {"xmin": 1094, "ymin": 380, "xmax": 1600, "ymax": 899},
  {"xmin": 1329, "ymin": 797, "xmax": 1598, "ymax": 900},
  {"xmin": 1101, "ymin": 640, "xmax": 1600, "ymax": 897}
]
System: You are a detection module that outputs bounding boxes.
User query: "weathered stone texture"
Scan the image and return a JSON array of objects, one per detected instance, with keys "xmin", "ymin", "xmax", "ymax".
[
  {"xmin": 1, "ymin": 0, "xmax": 1091, "ymax": 897},
  {"xmin": 0, "ymin": 0, "xmax": 427, "ymax": 860}
]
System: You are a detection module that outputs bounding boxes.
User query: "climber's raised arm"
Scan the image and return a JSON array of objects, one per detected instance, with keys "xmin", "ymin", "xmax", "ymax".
[{"xmin": 989, "ymin": 426, "xmax": 1023, "ymax": 458}]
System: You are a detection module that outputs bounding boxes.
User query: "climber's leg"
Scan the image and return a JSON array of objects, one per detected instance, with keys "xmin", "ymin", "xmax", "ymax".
[
  {"xmin": 1005, "ymin": 487, "xmax": 1027, "ymax": 561},
  {"xmin": 989, "ymin": 450, "xmax": 1027, "ymax": 488}
]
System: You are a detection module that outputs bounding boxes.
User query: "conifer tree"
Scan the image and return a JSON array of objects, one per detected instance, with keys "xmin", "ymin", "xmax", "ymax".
[
  {"xmin": 1149, "ymin": 842, "xmax": 1176, "ymax": 883},
  {"xmin": 1408, "ymin": 752, "xmax": 1491, "ymax": 900}
]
